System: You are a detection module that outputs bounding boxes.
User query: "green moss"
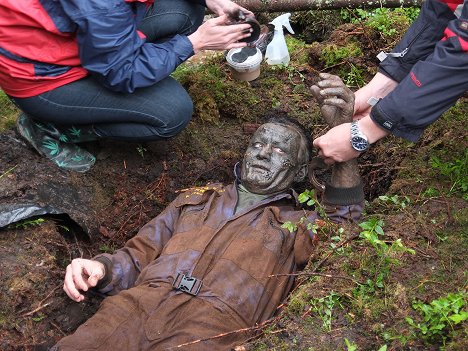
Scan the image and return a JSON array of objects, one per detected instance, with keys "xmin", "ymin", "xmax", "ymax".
[
  {"xmin": 286, "ymin": 36, "xmax": 311, "ymax": 65},
  {"xmin": 287, "ymin": 285, "xmax": 312, "ymax": 316},
  {"xmin": 0, "ymin": 90, "xmax": 18, "ymax": 132},
  {"xmin": 320, "ymin": 42, "xmax": 362, "ymax": 68}
]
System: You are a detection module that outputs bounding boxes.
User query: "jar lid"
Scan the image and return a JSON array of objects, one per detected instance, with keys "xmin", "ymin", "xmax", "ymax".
[{"xmin": 226, "ymin": 47, "xmax": 262, "ymax": 71}]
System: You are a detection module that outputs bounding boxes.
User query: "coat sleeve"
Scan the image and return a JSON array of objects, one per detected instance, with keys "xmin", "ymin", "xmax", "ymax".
[
  {"xmin": 371, "ymin": 0, "xmax": 468, "ymax": 142},
  {"xmin": 94, "ymin": 199, "xmax": 182, "ymax": 295},
  {"xmin": 60, "ymin": 0, "xmax": 195, "ymax": 93},
  {"xmin": 320, "ymin": 183, "xmax": 365, "ymax": 223}
]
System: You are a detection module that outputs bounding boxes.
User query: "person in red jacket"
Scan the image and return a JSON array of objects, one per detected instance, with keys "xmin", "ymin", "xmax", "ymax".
[
  {"xmin": 313, "ymin": 0, "xmax": 468, "ymax": 165},
  {"xmin": 0, "ymin": 0, "xmax": 254, "ymax": 172}
]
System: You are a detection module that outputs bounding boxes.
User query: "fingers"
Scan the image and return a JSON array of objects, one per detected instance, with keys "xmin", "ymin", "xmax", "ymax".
[
  {"xmin": 318, "ymin": 72, "xmax": 341, "ymax": 80},
  {"xmin": 86, "ymin": 264, "xmax": 105, "ymax": 288},
  {"xmin": 322, "ymin": 97, "xmax": 348, "ymax": 109},
  {"xmin": 311, "ymin": 74, "xmax": 354, "ymax": 116},
  {"xmin": 238, "ymin": 6, "xmax": 254, "ymax": 17},
  {"xmin": 64, "ymin": 263, "xmax": 84, "ymax": 302},
  {"xmin": 313, "ymin": 138, "xmax": 336, "ymax": 165},
  {"xmin": 62, "ymin": 258, "xmax": 105, "ymax": 302},
  {"xmin": 203, "ymin": 18, "xmax": 253, "ymax": 45},
  {"xmin": 310, "ymin": 85, "xmax": 324, "ymax": 104},
  {"xmin": 225, "ymin": 41, "xmax": 249, "ymax": 50},
  {"xmin": 71, "ymin": 259, "xmax": 89, "ymax": 292},
  {"xmin": 210, "ymin": 14, "xmax": 230, "ymax": 25}
]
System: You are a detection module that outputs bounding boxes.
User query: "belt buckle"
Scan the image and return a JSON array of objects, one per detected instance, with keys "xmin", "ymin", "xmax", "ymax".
[{"xmin": 172, "ymin": 273, "xmax": 202, "ymax": 296}]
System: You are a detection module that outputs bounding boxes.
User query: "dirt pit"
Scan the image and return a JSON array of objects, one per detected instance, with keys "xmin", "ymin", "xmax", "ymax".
[{"xmin": 0, "ymin": 108, "xmax": 401, "ymax": 350}]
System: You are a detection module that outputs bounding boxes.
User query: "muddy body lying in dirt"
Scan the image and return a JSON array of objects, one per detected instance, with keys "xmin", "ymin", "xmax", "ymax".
[{"xmin": 1, "ymin": 14, "xmax": 467, "ymax": 350}]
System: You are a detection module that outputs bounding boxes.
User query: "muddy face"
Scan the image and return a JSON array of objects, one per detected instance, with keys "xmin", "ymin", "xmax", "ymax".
[{"xmin": 241, "ymin": 123, "xmax": 305, "ymax": 195}]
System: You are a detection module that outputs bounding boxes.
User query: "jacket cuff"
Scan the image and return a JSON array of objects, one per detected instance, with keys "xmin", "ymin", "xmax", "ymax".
[
  {"xmin": 370, "ymin": 102, "xmax": 422, "ymax": 143},
  {"xmin": 93, "ymin": 256, "xmax": 113, "ymax": 290},
  {"xmin": 378, "ymin": 61, "xmax": 409, "ymax": 83},
  {"xmin": 323, "ymin": 182, "xmax": 364, "ymax": 206},
  {"xmin": 172, "ymin": 34, "xmax": 196, "ymax": 60}
]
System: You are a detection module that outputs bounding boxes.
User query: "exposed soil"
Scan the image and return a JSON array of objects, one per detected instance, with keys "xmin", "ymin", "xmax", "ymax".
[{"xmin": 1, "ymin": 18, "xmax": 467, "ymax": 351}]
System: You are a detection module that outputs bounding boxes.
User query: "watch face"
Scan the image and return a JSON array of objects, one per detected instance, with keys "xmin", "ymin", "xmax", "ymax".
[{"xmin": 351, "ymin": 136, "xmax": 369, "ymax": 152}]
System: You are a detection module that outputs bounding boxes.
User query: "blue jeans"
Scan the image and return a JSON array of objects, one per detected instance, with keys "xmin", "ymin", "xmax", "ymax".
[{"xmin": 11, "ymin": 0, "xmax": 205, "ymax": 141}]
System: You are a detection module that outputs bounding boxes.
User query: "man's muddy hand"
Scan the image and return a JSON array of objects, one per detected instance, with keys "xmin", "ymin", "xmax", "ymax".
[
  {"xmin": 310, "ymin": 73, "xmax": 354, "ymax": 128},
  {"xmin": 63, "ymin": 258, "xmax": 105, "ymax": 302}
]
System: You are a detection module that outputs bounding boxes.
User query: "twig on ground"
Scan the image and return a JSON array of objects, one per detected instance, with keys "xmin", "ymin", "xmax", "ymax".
[
  {"xmin": 167, "ymin": 317, "xmax": 279, "ymax": 350},
  {"xmin": 268, "ymin": 272, "xmax": 362, "ymax": 285},
  {"xmin": 21, "ymin": 285, "xmax": 61, "ymax": 317},
  {"xmin": 50, "ymin": 320, "xmax": 67, "ymax": 336}
]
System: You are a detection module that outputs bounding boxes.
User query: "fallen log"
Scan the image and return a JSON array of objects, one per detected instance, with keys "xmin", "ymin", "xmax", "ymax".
[{"xmin": 235, "ymin": 0, "xmax": 423, "ymax": 12}]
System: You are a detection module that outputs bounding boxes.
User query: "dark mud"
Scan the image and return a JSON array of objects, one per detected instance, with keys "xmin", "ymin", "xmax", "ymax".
[{"xmin": 1, "ymin": 19, "xmax": 466, "ymax": 351}]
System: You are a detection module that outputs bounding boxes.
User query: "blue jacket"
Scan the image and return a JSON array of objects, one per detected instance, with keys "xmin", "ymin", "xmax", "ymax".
[
  {"xmin": 0, "ymin": 0, "xmax": 204, "ymax": 97},
  {"xmin": 371, "ymin": 0, "xmax": 468, "ymax": 142}
]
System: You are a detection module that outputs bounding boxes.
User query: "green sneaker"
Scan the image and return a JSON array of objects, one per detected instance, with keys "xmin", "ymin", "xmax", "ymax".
[
  {"xmin": 16, "ymin": 114, "xmax": 96, "ymax": 173},
  {"xmin": 34, "ymin": 121, "xmax": 100, "ymax": 143}
]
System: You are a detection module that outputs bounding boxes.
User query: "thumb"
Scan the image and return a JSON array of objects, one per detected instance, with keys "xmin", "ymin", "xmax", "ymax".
[
  {"xmin": 312, "ymin": 136, "xmax": 321, "ymax": 148},
  {"xmin": 310, "ymin": 85, "xmax": 323, "ymax": 104},
  {"xmin": 210, "ymin": 14, "xmax": 229, "ymax": 25},
  {"xmin": 87, "ymin": 267, "xmax": 104, "ymax": 287}
]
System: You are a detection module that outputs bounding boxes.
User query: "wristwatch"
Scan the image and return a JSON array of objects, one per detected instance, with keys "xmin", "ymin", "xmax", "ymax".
[{"xmin": 350, "ymin": 121, "xmax": 370, "ymax": 152}]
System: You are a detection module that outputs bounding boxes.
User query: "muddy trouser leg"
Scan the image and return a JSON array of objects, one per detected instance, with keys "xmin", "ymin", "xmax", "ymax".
[{"xmin": 52, "ymin": 288, "xmax": 148, "ymax": 351}]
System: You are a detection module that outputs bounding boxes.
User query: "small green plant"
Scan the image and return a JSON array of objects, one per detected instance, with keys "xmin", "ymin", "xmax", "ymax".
[
  {"xmin": 344, "ymin": 338, "xmax": 358, "ymax": 351},
  {"xmin": 422, "ymin": 186, "xmax": 440, "ymax": 198},
  {"xmin": 344, "ymin": 63, "xmax": 365, "ymax": 88},
  {"xmin": 329, "ymin": 227, "xmax": 346, "ymax": 253},
  {"xmin": 282, "ymin": 189, "xmax": 327, "ymax": 235},
  {"xmin": 342, "ymin": 8, "xmax": 419, "ymax": 39},
  {"xmin": 359, "ymin": 218, "xmax": 415, "ymax": 255},
  {"xmin": 32, "ymin": 315, "xmax": 46, "ymax": 322},
  {"xmin": 8, "ymin": 217, "xmax": 45, "ymax": 229},
  {"xmin": 378, "ymin": 194, "xmax": 411, "ymax": 210},
  {"xmin": 99, "ymin": 244, "xmax": 116, "ymax": 253},
  {"xmin": 358, "ymin": 218, "xmax": 385, "ymax": 249},
  {"xmin": 352, "ymin": 219, "xmax": 415, "ymax": 315},
  {"xmin": 271, "ymin": 97, "xmax": 281, "ymax": 108},
  {"xmin": 136, "ymin": 144, "xmax": 147, "ymax": 159},
  {"xmin": 310, "ymin": 291, "xmax": 342, "ymax": 331},
  {"xmin": 430, "ymin": 149, "xmax": 468, "ymax": 199},
  {"xmin": 406, "ymin": 292, "xmax": 468, "ymax": 345}
]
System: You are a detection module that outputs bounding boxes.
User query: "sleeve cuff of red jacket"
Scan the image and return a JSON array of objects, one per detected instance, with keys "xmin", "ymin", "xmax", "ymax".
[{"xmin": 323, "ymin": 182, "xmax": 365, "ymax": 205}]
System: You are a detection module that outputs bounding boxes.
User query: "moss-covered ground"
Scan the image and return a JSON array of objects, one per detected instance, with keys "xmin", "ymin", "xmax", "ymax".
[{"xmin": 0, "ymin": 7, "xmax": 466, "ymax": 351}]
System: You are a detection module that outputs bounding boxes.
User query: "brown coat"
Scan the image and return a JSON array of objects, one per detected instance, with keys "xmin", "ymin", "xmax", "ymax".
[{"xmin": 55, "ymin": 182, "xmax": 362, "ymax": 350}]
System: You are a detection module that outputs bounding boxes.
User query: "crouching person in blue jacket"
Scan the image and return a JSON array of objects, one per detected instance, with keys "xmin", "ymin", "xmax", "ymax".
[{"xmin": 0, "ymin": 0, "xmax": 254, "ymax": 172}]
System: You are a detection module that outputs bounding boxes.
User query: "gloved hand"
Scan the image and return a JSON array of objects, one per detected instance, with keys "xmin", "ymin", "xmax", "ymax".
[{"xmin": 310, "ymin": 73, "xmax": 355, "ymax": 128}]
